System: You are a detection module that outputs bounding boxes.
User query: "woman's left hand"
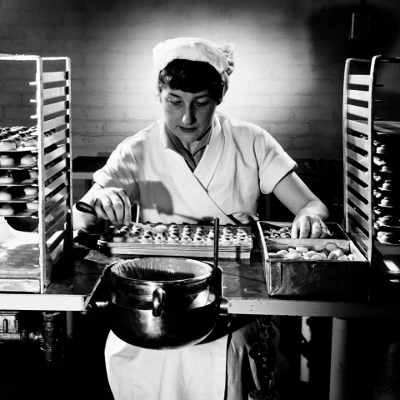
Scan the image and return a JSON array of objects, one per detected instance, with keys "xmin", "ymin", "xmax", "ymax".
[{"xmin": 291, "ymin": 208, "xmax": 331, "ymax": 238}]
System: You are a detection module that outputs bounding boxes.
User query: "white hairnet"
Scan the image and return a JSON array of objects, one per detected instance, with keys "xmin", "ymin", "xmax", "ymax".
[{"xmin": 153, "ymin": 37, "xmax": 235, "ymax": 97}]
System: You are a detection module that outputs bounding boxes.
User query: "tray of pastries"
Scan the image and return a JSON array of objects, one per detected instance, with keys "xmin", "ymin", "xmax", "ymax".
[
  {"xmin": 0, "ymin": 126, "xmax": 39, "ymax": 151},
  {"xmin": 257, "ymin": 221, "xmax": 369, "ymax": 299},
  {"xmin": 98, "ymin": 223, "xmax": 253, "ymax": 259}
]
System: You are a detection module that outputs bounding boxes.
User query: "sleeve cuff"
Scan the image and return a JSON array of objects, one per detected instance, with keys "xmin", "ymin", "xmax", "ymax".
[{"xmin": 260, "ymin": 153, "xmax": 297, "ymax": 194}]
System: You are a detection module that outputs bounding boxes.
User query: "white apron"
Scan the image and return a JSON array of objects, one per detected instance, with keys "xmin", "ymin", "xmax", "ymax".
[{"xmin": 105, "ymin": 126, "xmax": 234, "ymax": 399}]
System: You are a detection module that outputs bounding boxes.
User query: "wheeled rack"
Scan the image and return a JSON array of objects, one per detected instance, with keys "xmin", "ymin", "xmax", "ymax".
[
  {"xmin": 0, "ymin": 55, "xmax": 73, "ymax": 293},
  {"xmin": 343, "ymin": 55, "xmax": 400, "ymax": 268}
]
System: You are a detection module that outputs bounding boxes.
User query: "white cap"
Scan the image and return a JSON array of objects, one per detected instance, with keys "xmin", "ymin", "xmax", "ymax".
[{"xmin": 153, "ymin": 37, "xmax": 235, "ymax": 97}]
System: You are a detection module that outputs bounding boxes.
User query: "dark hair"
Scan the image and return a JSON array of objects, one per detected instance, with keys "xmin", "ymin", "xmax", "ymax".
[{"xmin": 157, "ymin": 59, "xmax": 224, "ymax": 101}]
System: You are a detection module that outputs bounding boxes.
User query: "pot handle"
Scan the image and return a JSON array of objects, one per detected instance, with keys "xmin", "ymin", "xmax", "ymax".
[{"xmin": 152, "ymin": 287, "xmax": 165, "ymax": 317}]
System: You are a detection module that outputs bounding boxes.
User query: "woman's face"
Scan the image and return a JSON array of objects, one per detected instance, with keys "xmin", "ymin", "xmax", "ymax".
[{"xmin": 161, "ymin": 88, "xmax": 219, "ymax": 144}]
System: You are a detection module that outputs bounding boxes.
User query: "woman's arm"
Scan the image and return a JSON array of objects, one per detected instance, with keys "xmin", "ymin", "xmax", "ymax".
[
  {"xmin": 73, "ymin": 183, "xmax": 132, "ymax": 231},
  {"xmin": 273, "ymin": 171, "xmax": 330, "ymax": 238}
]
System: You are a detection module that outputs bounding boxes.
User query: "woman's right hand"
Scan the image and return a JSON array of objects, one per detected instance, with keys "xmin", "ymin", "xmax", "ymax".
[{"xmin": 91, "ymin": 187, "xmax": 132, "ymax": 226}]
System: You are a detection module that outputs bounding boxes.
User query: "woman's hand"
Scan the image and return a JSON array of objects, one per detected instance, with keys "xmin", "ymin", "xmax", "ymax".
[
  {"xmin": 291, "ymin": 206, "xmax": 330, "ymax": 238},
  {"xmin": 91, "ymin": 187, "xmax": 132, "ymax": 226},
  {"xmin": 73, "ymin": 184, "xmax": 133, "ymax": 231},
  {"xmin": 273, "ymin": 172, "xmax": 330, "ymax": 239}
]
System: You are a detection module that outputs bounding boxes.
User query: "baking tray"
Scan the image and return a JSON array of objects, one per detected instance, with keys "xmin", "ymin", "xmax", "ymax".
[
  {"xmin": 257, "ymin": 221, "xmax": 369, "ymax": 300},
  {"xmin": 98, "ymin": 224, "xmax": 253, "ymax": 259}
]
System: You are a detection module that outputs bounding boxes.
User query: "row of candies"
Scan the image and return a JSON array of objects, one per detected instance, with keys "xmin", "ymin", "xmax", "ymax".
[
  {"xmin": 0, "ymin": 126, "xmax": 57, "ymax": 151},
  {"xmin": 0, "ymin": 153, "xmax": 37, "ymax": 167},
  {"xmin": 101, "ymin": 223, "xmax": 252, "ymax": 246},
  {"xmin": 263, "ymin": 225, "xmax": 333, "ymax": 239},
  {"xmin": 372, "ymin": 136, "xmax": 400, "ymax": 245},
  {"xmin": 268, "ymin": 242, "xmax": 356, "ymax": 261},
  {"xmin": 0, "ymin": 126, "xmax": 39, "ymax": 150}
]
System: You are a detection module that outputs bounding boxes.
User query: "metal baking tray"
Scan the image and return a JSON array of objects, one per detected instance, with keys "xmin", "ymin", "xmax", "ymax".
[
  {"xmin": 98, "ymin": 224, "xmax": 253, "ymax": 259},
  {"xmin": 257, "ymin": 221, "xmax": 369, "ymax": 300}
]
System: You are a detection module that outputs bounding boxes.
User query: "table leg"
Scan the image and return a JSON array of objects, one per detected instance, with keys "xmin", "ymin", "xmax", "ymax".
[
  {"xmin": 329, "ymin": 318, "xmax": 349, "ymax": 400},
  {"xmin": 300, "ymin": 316, "xmax": 311, "ymax": 384}
]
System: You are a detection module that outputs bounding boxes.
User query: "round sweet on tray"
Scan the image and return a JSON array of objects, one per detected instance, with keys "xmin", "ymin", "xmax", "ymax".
[
  {"xmin": 154, "ymin": 224, "xmax": 168, "ymax": 234},
  {"xmin": 20, "ymin": 154, "xmax": 37, "ymax": 166},
  {"xmin": 24, "ymin": 186, "xmax": 38, "ymax": 196},
  {"xmin": 0, "ymin": 171, "xmax": 13, "ymax": 184},
  {"xmin": 181, "ymin": 234, "xmax": 193, "ymax": 244},
  {"xmin": 193, "ymin": 234, "xmax": 205, "ymax": 245},
  {"xmin": 0, "ymin": 204, "xmax": 14, "ymax": 216},
  {"xmin": 112, "ymin": 233, "xmax": 126, "ymax": 243},
  {"xmin": 377, "ymin": 231, "xmax": 400, "ymax": 245},
  {"xmin": 381, "ymin": 180, "xmax": 396, "ymax": 191},
  {"xmin": 220, "ymin": 233, "xmax": 234, "ymax": 246},
  {"xmin": 0, "ymin": 138, "xmax": 17, "ymax": 150},
  {"xmin": 380, "ymin": 197, "xmax": 395, "ymax": 207},
  {"xmin": 0, "ymin": 155, "xmax": 15, "ymax": 167},
  {"xmin": 378, "ymin": 215, "xmax": 400, "ymax": 227},
  {"xmin": 26, "ymin": 202, "xmax": 39, "ymax": 210},
  {"xmin": 142, "ymin": 230, "xmax": 155, "ymax": 243},
  {"xmin": 126, "ymin": 231, "xmax": 142, "ymax": 243},
  {"xmin": 154, "ymin": 232, "xmax": 168, "ymax": 244},
  {"xmin": 167, "ymin": 233, "xmax": 179, "ymax": 244},
  {"xmin": 235, "ymin": 236, "xmax": 249, "ymax": 246},
  {"xmin": 28, "ymin": 170, "xmax": 39, "ymax": 179},
  {"xmin": 0, "ymin": 190, "xmax": 12, "ymax": 201}
]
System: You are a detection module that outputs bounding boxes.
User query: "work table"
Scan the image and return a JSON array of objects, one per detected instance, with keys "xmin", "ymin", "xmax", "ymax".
[{"xmin": 1, "ymin": 242, "xmax": 399, "ymax": 319}]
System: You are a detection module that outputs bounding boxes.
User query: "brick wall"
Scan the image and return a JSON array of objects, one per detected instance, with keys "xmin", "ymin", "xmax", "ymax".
[{"xmin": 0, "ymin": 0, "xmax": 399, "ymax": 200}]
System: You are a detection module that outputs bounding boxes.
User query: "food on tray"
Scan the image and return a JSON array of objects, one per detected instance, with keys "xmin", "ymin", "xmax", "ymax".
[
  {"xmin": 0, "ymin": 138, "xmax": 17, "ymax": 150},
  {"xmin": 23, "ymin": 186, "xmax": 38, "ymax": 196},
  {"xmin": 0, "ymin": 171, "xmax": 13, "ymax": 184},
  {"xmin": 21, "ymin": 137, "xmax": 37, "ymax": 148},
  {"xmin": 112, "ymin": 233, "xmax": 126, "ymax": 243},
  {"xmin": 377, "ymin": 231, "xmax": 400, "ymax": 245},
  {"xmin": 100, "ymin": 223, "xmax": 252, "ymax": 247},
  {"xmin": 0, "ymin": 125, "xmax": 46, "ymax": 150},
  {"xmin": 221, "ymin": 233, "xmax": 234, "ymax": 245},
  {"xmin": 154, "ymin": 224, "xmax": 168, "ymax": 234},
  {"xmin": 263, "ymin": 226, "xmax": 292, "ymax": 239},
  {"xmin": 28, "ymin": 170, "xmax": 39, "ymax": 179},
  {"xmin": 0, "ymin": 204, "xmax": 14, "ymax": 216},
  {"xmin": 263, "ymin": 224, "xmax": 333, "ymax": 239},
  {"xmin": 20, "ymin": 154, "xmax": 37, "ymax": 166},
  {"xmin": 0, "ymin": 155, "xmax": 15, "ymax": 166},
  {"xmin": 154, "ymin": 232, "xmax": 168, "ymax": 244},
  {"xmin": 381, "ymin": 180, "xmax": 396, "ymax": 191},
  {"xmin": 26, "ymin": 201, "xmax": 39, "ymax": 210},
  {"xmin": 142, "ymin": 229, "xmax": 155, "ymax": 243},
  {"xmin": 268, "ymin": 242, "xmax": 356, "ymax": 261},
  {"xmin": 380, "ymin": 197, "xmax": 395, "ymax": 207},
  {"xmin": 181, "ymin": 234, "xmax": 193, "ymax": 244},
  {"xmin": 378, "ymin": 215, "xmax": 399, "ymax": 227},
  {"xmin": 126, "ymin": 231, "xmax": 142, "ymax": 243},
  {"xmin": 0, "ymin": 190, "xmax": 12, "ymax": 200}
]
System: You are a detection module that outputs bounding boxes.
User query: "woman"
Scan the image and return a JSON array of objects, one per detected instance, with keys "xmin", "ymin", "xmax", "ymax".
[{"xmin": 74, "ymin": 37, "xmax": 329, "ymax": 400}]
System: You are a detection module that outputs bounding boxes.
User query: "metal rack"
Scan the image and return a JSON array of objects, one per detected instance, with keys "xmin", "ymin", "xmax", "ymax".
[
  {"xmin": 0, "ymin": 55, "xmax": 73, "ymax": 293},
  {"xmin": 343, "ymin": 55, "xmax": 400, "ymax": 265}
]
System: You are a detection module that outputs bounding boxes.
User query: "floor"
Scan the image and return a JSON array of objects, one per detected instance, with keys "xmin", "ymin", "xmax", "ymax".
[
  {"xmin": 0, "ymin": 310, "xmax": 114, "ymax": 400},
  {"xmin": 0, "ymin": 308, "xmax": 397, "ymax": 400}
]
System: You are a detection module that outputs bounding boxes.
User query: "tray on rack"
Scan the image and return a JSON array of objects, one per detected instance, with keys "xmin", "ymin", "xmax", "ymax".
[
  {"xmin": 257, "ymin": 221, "xmax": 369, "ymax": 300},
  {"xmin": 98, "ymin": 223, "xmax": 253, "ymax": 259}
]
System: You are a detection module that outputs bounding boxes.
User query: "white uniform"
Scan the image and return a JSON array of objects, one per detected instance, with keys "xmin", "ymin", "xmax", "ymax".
[{"xmin": 94, "ymin": 113, "xmax": 296, "ymax": 400}]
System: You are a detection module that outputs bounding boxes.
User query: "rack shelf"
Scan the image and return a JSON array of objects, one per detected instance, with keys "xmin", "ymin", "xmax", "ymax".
[
  {"xmin": 0, "ymin": 55, "xmax": 73, "ymax": 294},
  {"xmin": 343, "ymin": 55, "xmax": 400, "ymax": 268}
]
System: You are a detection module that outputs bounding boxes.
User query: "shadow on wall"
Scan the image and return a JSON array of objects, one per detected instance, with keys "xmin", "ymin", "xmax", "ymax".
[
  {"xmin": 304, "ymin": 2, "xmax": 400, "ymax": 155},
  {"xmin": 307, "ymin": 3, "xmax": 400, "ymax": 62}
]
